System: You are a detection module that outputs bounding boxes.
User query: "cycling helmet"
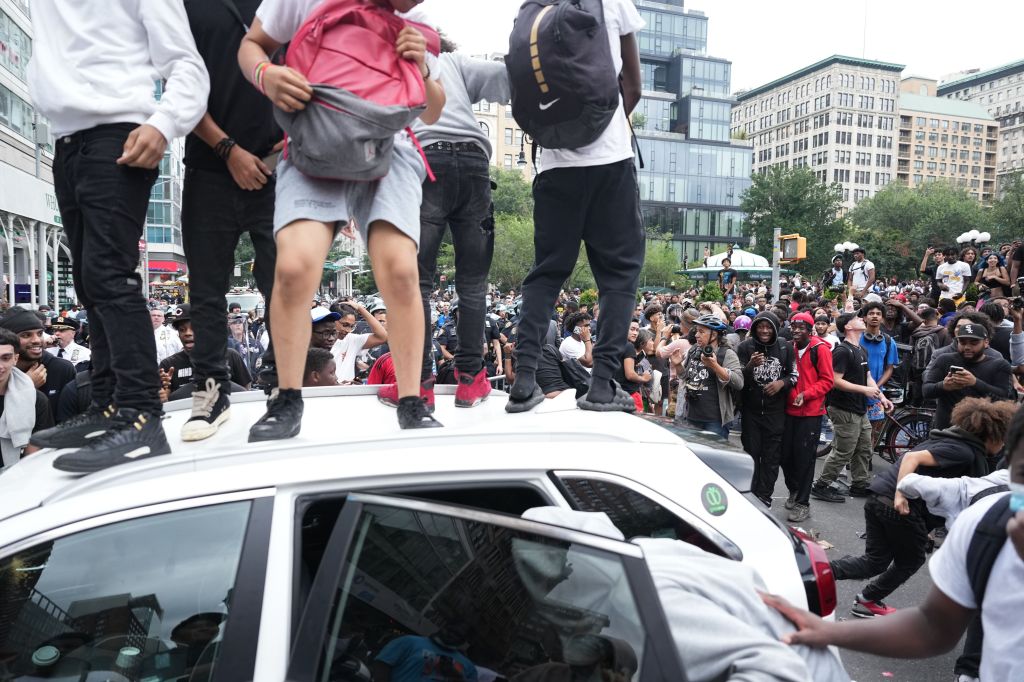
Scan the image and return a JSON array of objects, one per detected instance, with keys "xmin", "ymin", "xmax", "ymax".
[
  {"xmin": 693, "ymin": 314, "xmax": 728, "ymax": 332},
  {"xmin": 733, "ymin": 315, "xmax": 753, "ymax": 331}
]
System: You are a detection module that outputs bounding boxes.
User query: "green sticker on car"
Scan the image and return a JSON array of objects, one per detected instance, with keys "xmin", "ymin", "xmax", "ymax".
[{"xmin": 701, "ymin": 483, "xmax": 728, "ymax": 516}]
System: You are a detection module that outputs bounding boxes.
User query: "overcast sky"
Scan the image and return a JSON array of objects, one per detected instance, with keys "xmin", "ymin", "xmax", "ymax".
[{"xmin": 427, "ymin": 0, "xmax": 1024, "ymax": 93}]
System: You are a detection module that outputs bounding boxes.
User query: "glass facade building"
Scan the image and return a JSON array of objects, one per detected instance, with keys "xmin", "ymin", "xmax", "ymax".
[
  {"xmin": 146, "ymin": 81, "xmax": 186, "ymax": 278},
  {"xmin": 633, "ymin": 0, "xmax": 751, "ymax": 267}
]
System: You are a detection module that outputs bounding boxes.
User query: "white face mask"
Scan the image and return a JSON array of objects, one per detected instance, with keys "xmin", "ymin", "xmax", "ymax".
[{"xmin": 1011, "ymin": 480, "xmax": 1024, "ymax": 513}]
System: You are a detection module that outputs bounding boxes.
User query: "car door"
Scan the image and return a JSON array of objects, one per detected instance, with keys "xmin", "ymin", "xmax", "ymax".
[
  {"xmin": 286, "ymin": 493, "xmax": 687, "ymax": 682},
  {"xmin": 0, "ymin": 491, "xmax": 273, "ymax": 682}
]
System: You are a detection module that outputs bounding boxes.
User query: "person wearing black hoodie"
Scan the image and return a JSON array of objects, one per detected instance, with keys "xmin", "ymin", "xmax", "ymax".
[
  {"xmin": 737, "ymin": 311, "xmax": 798, "ymax": 507},
  {"xmin": 829, "ymin": 397, "xmax": 1015, "ymax": 620}
]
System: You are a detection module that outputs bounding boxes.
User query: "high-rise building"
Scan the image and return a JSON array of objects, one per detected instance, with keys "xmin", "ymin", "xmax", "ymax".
[
  {"xmin": 937, "ymin": 59, "xmax": 1024, "ymax": 186},
  {"xmin": 0, "ymin": 0, "xmax": 72, "ymax": 309},
  {"xmin": 145, "ymin": 82, "xmax": 187, "ymax": 288},
  {"xmin": 633, "ymin": 0, "xmax": 752, "ymax": 266},
  {"xmin": 732, "ymin": 56, "xmax": 904, "ymax": 211},
  {"xmin": 895, "ymin": 84, "xmax": 998, "ymax": 203}
]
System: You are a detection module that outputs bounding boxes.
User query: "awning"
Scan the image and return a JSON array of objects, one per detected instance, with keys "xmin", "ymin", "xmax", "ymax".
[{"xmin": 148, "ymin": 260, "xmax": 185, "ymax": 273}]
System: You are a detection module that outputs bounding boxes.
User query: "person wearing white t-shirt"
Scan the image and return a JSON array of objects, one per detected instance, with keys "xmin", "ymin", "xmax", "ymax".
[
  {"xmin": 506, "ymin": 0, "xmax": 645, "ymax": 414},
  {"xmin": 936, "ymin": 247, "xmax": 974, "ymax": 300},
  {"xmin": 847, "ymin": 248, "xmax": 875, "ymax": 299},
  {"xmin": 760, "ymin": 404, "xmax": 1024, "ymax": 682},
  {"xmin": 558, "ymin": 312, "xmax": 594, "ymax": 369},
  {"xmin": 328, "ymin": 302, "xmax": 387, "ymax": 384}
]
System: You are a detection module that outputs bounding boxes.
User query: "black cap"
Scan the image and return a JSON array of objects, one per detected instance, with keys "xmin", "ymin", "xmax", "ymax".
[
  {"xmin": 170, "ymin": 304, "xmax": 191, "ymax": 327},
  {"xmin": 956, "ymin": 323, "xmax": 988, "ymax": 340},
  {"xmin": 50, "ymin": 316, "xmax": 80, "ymax": 331},
  {"xmin": 0, "ymin": 308, "xmax": 44, "ymax": 334}
]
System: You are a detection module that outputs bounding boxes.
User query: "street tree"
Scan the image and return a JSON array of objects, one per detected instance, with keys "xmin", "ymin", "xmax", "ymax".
[
  {"xmin": 490, "ymin": 167, "xmax": 533, "ymax": 218},
  {"xmin": 993, "ymin": 171, "xmax": 1024, "ymax": 239},
  {"xmin": 640, "ymin": 232, "xmax": 681, "ymax": 289},
  {"xmin": 739, "ymin": 166, "xmax": 844, "ymax": 278},
  {"xmin": 848, "ymin": 181, "xmax": 993, "ymax": 278}
]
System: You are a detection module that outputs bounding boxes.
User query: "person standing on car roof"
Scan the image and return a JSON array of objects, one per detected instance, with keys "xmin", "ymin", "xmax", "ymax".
[
  {"xmin": 737, "ymin": 311, "xmax": 798, "ymax": 508},
  {"xmin": 179, "ymin": 0, "xmax": 280, "ymax": 442},
  {"xmin": 781, "ymin": 312, "xmax": 835, "ymax": 524}
]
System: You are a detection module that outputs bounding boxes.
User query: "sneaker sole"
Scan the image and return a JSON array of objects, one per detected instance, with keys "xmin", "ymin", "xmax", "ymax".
[
  {"xmin": 850, "ymin": 608, "xmax": 885, "ymax": 619},
  {"xmin": 810, "ymin": 491, "xmax": 846, "ymax": 503},
  {"xmin": 377, "ymin": 394, "xmax": 436, "ymax": 414},
  {"xmin": 31, "ymin": 427, "xmax": 110, "ymax": 449},
  {"xmin": 52, "ymin": 443, "xmax": 172, "ymax": 475},
  {"xmin": 454, "ymin": 393, "xmax": 490, "ymax": 408},
  {"xmin": 180, "ymin": 407, "xmax": 231, "ymax": 442}
]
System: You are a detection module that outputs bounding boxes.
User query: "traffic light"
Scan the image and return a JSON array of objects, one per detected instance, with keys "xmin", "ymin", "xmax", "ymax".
[{"xmin": 779, "ymin": 234, "xmax": 807, "ymax": 264}]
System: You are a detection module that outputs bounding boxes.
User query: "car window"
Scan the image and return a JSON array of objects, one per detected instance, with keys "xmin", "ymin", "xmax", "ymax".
[
  {"xmin": 310, "ymin": 502, "xmax": 654, "ymax": 682},
  {"xmin": 557, "ymin": 476, "xmax": 729, "ymax": 558},
  {"xmin": 0, "ymin": 502, "xmax": 251, "ymax": 682}
]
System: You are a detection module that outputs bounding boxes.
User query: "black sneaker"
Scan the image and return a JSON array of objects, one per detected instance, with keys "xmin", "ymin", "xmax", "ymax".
[
  {"xmin": 30, "ymin": 403, "xmax": 116, "ymax": 449},
  {"xmin": 52, "ymin": 408, "xmax": 170, "ymax": 474},
  {"xmin": 397, "ymin": 397, "xmax": 443, "ymax": 429},
  {"xmin": 181, "ymin": 378, "xmax": 231, "ymax": 442},
  {"xmin": 784, "ymin": 491, "xmax": 798, "ymax": 510},
  {"xmin": 248, "ymin": 388, "xmax": 303, "ymax": 442},
  {"xmin": 849, "ymin": 485, "xmax": 871, "ymax": 498},
  {"xmin": 810, "ymin": 482, "xmax": 847, "ymax": 503}
]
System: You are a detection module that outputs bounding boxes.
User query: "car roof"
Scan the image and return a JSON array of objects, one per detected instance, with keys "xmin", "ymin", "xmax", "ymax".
[{"xmin": 0, "ymin": 387, "xmax": 685, "ymax": 524}]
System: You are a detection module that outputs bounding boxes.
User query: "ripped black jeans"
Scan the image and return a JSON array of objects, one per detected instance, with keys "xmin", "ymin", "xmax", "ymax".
[{"xmin": 418, "ymin": 144, "xmax": 494, "ymax": 377}]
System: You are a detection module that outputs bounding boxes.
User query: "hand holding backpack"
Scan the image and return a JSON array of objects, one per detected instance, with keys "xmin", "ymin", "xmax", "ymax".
[{"xmin": 275, "ymin": 0, "xmax": 440, "ymax": 181}]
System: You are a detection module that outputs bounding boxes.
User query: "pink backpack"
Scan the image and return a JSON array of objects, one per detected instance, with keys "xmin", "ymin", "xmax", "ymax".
[{"xmin": 276, "ymin": 0, "xmax": 440, "ymax": 181}]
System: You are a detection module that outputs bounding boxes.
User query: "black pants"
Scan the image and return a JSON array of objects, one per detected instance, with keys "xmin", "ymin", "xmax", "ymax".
[
  {"xmin": 52, "ymin": 124, "xmax": 160, "ymax": 413},
  {"xmin": 830, "ymin": 497, "xmax": 929, "ymax": 602},
  {"xmin": 781, "ymin": 414, "xmax": 823, "ymax": 506},
  {"xmin": 741, "ymin": 408, "xmax": 785, "ymax": 501},
  {"xmin": 181, "ymin": 167, "xmax": 276, "ymax": 384},
  {"xmin": 418, "ymin": 147, "xmax": 493, "ymax": 378},
  {"xmin": 515, "ymin": 160, "xmax": 644, "ymax": 383},
  {"xmin": 954, "ymin": 614, "xmax": 984, "ymax": 678}
]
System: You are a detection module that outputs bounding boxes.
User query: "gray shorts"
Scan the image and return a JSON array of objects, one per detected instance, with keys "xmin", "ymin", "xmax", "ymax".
[{"xmin": 273, "ymin": 135, "xmax": 425, "ymax": 246}]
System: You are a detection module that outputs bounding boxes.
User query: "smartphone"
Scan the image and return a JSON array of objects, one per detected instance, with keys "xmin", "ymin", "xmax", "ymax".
[
  {"xmin": 1014, "ymin": 297, "xmax": 1024, "ymax": 311},
  {"xmin": 949, "ymin": 365, "xmax": 965, "ymax": 375},
  {"xmin": 573, "ymin": 326, "xmax": 582, "ymax": 336}
]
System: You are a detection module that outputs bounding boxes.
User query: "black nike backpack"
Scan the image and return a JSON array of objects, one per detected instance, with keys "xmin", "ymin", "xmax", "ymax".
[{"xmin": 505, "ymin": 0, "xmax": 620, "ymax": 151}]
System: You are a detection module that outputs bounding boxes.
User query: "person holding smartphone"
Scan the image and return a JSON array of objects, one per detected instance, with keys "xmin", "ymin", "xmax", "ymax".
[
  {"xmin": 558, "ymin": 312, "xmax": 594, "ymax": 369},
  {"xmin": 923, "ymin": 321, "xmax": 1014, "ymax": 430}
]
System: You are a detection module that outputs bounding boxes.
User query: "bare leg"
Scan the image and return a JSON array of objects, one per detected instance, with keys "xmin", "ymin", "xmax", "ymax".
[
  {"xmin": 368, "ymin": 221, "xmax": 423, "ymax": 400},
  {"xmin": 271, "ymin": 220, "xmax": 334, "ymax": 389}
]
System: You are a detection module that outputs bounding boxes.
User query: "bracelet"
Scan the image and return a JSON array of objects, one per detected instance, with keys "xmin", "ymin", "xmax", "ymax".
[
  {"xmin": 214, "ymin": 137, "xmax": 237, "ymax": 161},
  {"xmin": 252, "ymin": 60, "xmax": 271, "ymax": 94}
]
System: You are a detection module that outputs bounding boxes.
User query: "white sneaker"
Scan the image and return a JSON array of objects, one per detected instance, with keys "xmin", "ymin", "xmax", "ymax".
[{"xmin": 181, "ymin": 378, "xmax": 231, "ymax": 442}]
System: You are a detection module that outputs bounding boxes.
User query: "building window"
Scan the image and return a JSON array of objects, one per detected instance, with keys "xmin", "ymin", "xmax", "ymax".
[
  {"xmin": 504, "ymin": 128, "xmax": 513, "ymax": 145},
  {"xmin": 478, "ymin": 121, "xmax": 489, "ymax": 137},
  {"xmin": 503, "ymin": 154, "xmax": 513, "ymax": 169}
]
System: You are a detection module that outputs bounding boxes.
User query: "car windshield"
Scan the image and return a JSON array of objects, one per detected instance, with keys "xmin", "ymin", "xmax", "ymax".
[{"xmin": 637, "ymin": 415, "xmax": 747, "ymax": 454}]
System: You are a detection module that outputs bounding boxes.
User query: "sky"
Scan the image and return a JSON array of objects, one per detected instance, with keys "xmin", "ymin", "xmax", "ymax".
[{"xmin": 426, "ymin": 0, "xmax": 1024, "ymax": 93}]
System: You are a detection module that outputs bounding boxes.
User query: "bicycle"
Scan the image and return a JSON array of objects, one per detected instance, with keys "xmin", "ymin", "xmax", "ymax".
[{"xmin": 816, "ymin": 387, "xmax": 934, "ymax": 464}]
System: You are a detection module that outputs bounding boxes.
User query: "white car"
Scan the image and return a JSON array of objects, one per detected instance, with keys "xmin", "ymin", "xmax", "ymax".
[{"xmin": 0, "ymin": 388, "xmax": 834, "ymax": 682}]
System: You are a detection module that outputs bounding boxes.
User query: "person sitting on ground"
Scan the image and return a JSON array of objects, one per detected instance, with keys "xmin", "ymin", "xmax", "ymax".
[
  {"xmin": 302, "ymin": 347, "xmax": 338, "ymax": 388},
  {"xmin": 557, "ymin": 311, "xmax": 593, "ymax": 369}
]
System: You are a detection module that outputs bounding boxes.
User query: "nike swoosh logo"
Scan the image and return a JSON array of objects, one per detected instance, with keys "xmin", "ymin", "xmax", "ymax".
[{"xmin": 539, "ymin": 98, "xmax": 561, "ymax": 111}]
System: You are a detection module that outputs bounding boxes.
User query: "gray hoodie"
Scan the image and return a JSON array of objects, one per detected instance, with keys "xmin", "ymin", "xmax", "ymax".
[{"xmin": 521, "ymin": 507, "xmax": 850, "ymax": 682}]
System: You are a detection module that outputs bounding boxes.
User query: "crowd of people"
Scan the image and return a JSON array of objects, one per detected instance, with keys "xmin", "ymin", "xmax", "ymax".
[{"xmin": 1, "ymin": 0, "xmax": 1021, "ymax": 679}]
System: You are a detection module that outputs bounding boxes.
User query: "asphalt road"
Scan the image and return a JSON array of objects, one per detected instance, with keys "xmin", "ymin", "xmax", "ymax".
[{"xmin": 765, "ymin": 451, "xmax": 963, "ymax": 682}]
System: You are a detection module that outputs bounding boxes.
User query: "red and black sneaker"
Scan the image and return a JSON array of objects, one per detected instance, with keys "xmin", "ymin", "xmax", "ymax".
[
  {"xmin": 455, "ymin": 368, "xmax": 491, "ymax": 408},
  {"xmin": 851, "ymin": 594, "xmax": 897, "ymax": 618},
  {"xmin": 377, "ymin": 378, "xmax": 436, "ymax": 413}
]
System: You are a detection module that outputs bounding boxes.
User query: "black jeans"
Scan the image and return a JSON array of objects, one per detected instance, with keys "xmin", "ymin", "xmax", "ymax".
[
  {"xmin": 830, "ymin": 497, "xmax": 929, "ymax": 602},
  {"xmin": 182, "ymin": 167, "xmax": 276, "ymax": 384},
  {"xmin": 781, "ymin": 414, "xmax": 823, "ymax": 506},
  {"xmin": 741, "ymin": 409, "xmax": 785, "ymax": 501},
  {"xmin": 418, "ymin": 146, "xmax": 494, "ymax": 378},
  {"xmin": 52, "ymin": 123, "xmax": 161, "ymax": 413},
  {"xmin": 516, "ymin": 159, "xmax": 644, "ymax": 383}
]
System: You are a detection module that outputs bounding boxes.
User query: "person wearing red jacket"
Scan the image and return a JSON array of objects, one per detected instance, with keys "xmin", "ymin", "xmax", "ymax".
[{"xmin": 781, "ymin": 312, "xmax": 835, "ymax": 522}]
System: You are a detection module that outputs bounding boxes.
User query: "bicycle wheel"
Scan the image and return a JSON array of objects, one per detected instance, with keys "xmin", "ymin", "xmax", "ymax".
[{"xmin": 881, "ymin": 410, "xmax": 933, "ymax": 463}]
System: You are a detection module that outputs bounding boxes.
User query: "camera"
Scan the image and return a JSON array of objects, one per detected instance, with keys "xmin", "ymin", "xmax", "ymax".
[
  {"xmin": 670, "ymin": 325, "xmax": 682, "ymax": 335},
  {"xmin": 1013, "ymin": 297, "xmax": 1024, "ymax": 311},
  {"xmin": 702, "ymin": 345, "xmax": 715, "ymax": 357}
]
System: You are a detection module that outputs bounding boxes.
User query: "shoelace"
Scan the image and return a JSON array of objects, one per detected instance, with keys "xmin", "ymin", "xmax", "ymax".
[
  {"xmin": 190, "ymin": 378, "xmax": 221, "ymax": 419},
  {"xmin": 61, "ymin": 403, "xmax": 113, "ymax": 427}
]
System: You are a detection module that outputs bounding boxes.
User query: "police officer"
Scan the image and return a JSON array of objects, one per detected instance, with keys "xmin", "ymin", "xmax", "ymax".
[{"xmin": 47, "ymin": 316, "xmax": 91, "ymax": 367}]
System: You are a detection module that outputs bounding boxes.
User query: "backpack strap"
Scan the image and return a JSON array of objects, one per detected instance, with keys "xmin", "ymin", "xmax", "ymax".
[
  {"xmin": 218, "ymin": 0, "xmax": 249, "ymax": 33},
  {"xmin": 966, "ymin": 494, "xmax": 1013, "ymax": 607},
  {"xmin": 619, "ymin": 81, "xmax": 645, "ymax": 169},
  {"xmin": 404, "ymin": 128, "xmax": 436, "ymax": 182},
  {"xmin": 969, "ymin": 484, "xmax": 1010, "ymax": 506}
]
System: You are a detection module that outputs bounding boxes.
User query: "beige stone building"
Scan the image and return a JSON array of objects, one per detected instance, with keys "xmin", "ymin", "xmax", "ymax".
[
  {"xmin": 470, "ymin": 54, "xmax": 532, "ymax": 182},
  {"xmin": 896, "ymin": 89, "xmax": 998, "ymax": 203}
]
